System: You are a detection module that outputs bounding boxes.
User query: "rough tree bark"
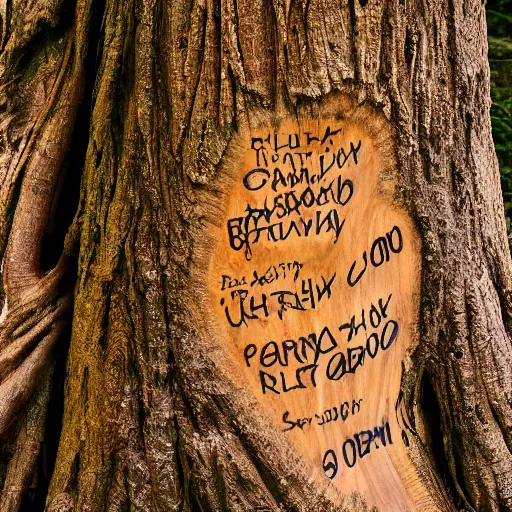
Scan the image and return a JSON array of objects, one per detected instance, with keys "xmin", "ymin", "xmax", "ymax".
[{"xmin": 0, "ymin": 0, "xmax": 510, "ymax": 510}]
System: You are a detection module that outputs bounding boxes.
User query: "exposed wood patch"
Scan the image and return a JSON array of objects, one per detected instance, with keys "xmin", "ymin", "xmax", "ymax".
[{"xmin": 193, "ymin": 95, "xmax": 439, "ymax": 511}]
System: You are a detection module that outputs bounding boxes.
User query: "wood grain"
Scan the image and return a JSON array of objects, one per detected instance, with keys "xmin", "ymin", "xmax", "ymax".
[{"xmin": 196, "ymin": 101, "xmax": 437, "ymax": 511}]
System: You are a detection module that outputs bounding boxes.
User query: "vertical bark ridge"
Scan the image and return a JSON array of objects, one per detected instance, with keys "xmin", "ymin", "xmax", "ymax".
[
  {"xmin": 0, "ymin": 0, "xmax": 93, "ymax": 506},
  {"xmin": 389, "ymin": 0, "xmax": 512, "ymax": 507},
  {"xmin": 0, "ymin": 369, "xmax": 54, "ymax": 511}
]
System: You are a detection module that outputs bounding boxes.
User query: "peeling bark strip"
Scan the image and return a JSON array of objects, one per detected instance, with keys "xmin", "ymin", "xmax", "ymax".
[
  {"xmin": 0, "ymin": 0, "xmax": 509, "ymax": 507},
  {"xmin": 0, "ymin": 0, "xmax": 90, "ymax": 507},
  {"xmin": 194, "ymin": 105, "xmax": 443, "ymax": 511}
]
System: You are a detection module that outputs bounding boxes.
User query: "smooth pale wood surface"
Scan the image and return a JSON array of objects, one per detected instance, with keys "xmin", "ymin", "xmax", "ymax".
[{"xmin": 196, "ymin": 105, "xmax": 438, "ymax": 511}]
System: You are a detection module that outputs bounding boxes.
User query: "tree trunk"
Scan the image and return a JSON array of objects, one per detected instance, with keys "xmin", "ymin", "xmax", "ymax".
[{"xmin": 0, "ymin": 0, "xmax": 510, "ymax": 510}]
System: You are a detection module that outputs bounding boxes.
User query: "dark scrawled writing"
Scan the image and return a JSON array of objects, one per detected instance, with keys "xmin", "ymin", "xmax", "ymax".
[
  {"xmin": 227, "ymin": 189, "xmax": 350, "ymax": 259},
  {"xmin": 282, "ymin": 398, "xmax": 363, "ymax": 432},
  {"xmin": 322, "ymin": 421, "xmax": 393, "ymax": 479},
  {"xmin": 227, "ymin": 127, "xmax": 362, "ymax": 259},
  {"xmin": 216, "ymin": 123, "xmax": 409, "ymax": 482},
  {"xmin": 220, "ymin": 261, "xmax": 303, "ymax": 291},
  {"xmin": 338, "ymin": 294, "xmax": 392, "ymax": 342},
  {"xmin": 348, "ymin": 226, "xmax": 403, "ymax": 287},
  {"xmin": 221, "ymin": 273, "xmax": 336, "ymax": 327},
  {"xmin": 243, "ymin": 295, "xmax": 398, "ymax": 395}
]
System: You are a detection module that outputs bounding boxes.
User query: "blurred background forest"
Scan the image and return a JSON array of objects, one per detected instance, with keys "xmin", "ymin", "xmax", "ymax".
[{"xmin": 488, "ymin": 0, "xmax": 512, "ymax": 240}]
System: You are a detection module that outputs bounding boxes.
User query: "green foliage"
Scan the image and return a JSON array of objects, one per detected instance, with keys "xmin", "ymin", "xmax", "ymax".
[{"xmin": 487, "ymin": 2, "xmax": 512, "ymax": 241}]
